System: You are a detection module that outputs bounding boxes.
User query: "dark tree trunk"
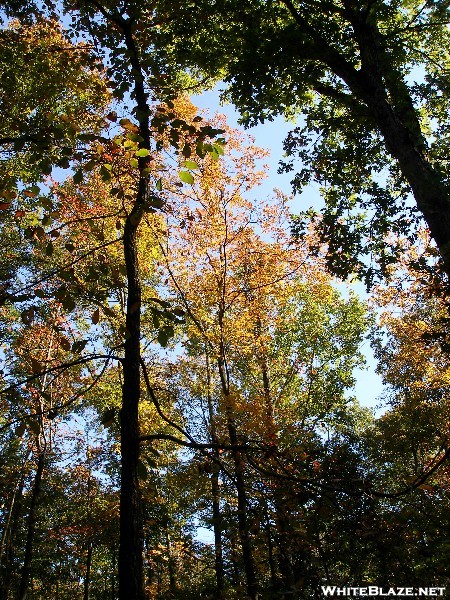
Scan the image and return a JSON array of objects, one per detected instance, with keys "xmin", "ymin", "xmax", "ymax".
[
  {"xmin": 211, "ymin": 468, "xmax": 225, "ymax": 597},
  {"xmin": 119, "ymin": 206, "xmax": 145, "ymax": 600},
  {"xmin": 166, "ymin": 531, "xmax": 177, "ymax": 597},
  {"xmin": 83, "ymin": 540, "xmax": 93, "ymax": 600},
  {"xmin": 0, "ymin": 460, "xmax": 27, "ymax": 600},
  {"xmin": 228, "ymin": 518, "xmax": 242, "ymax": 590},
  {"xmin": 117, "ymin": 18, "xmax": 152, "ymax": 600},
  {"xmin": 222, "ymin": 385, "xmax": 258, "ymax": 599},
  {"xmin": 259, "ymin": 356, "xmax": 295, "ymax": 596},
  {"xmin": 217, "ymin": 293, "xmax": 258, "ymax": 598},
  {"xmin": 263, "ymin": 504, "xmax": 277, "ymax": 591},
  {"xmin": 205, "ymin": 350, "xmax": 225, "ymax": 597},
  {"xmin": 18, "ymin": 450, "xmax": 45, "ymax": 600}
]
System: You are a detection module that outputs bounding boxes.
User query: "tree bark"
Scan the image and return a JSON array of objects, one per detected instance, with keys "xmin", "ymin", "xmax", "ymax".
[
  {"xmin": 0, "ymin": 454, "xmax": 28, "ymax": 600},
  {"xmin": 259, "ymin": 354, "xmax": 295, "ymax": 596},
  {"xmin": 215, "ymin": 259, "xmax": 258, "ymax": 599},
  {"xmin": 83, "ymin": 540, "xmax": 93, "ymax": 600},
  {"xmin": 218, "ymin": 361, "xmax": 258, "ymax": 599},
  {"xmin": 205, "ymin": 350, "xmax": 225, "ymax": 597},
  {"xmin": 18, "ymin": 450, "xmax": 45, "ymax": 600},
  {"xmin": 119, "ymin": 203, "xmax": 145, "ymax": 600},
  {"xmin": 117, "ymin": 17, "xmax": 152, "ymax": 600}
]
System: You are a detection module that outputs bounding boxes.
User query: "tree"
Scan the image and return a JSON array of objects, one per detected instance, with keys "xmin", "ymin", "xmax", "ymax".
[
  {"xmin": 146, "ymin": 118, "xmax": 369, "ymax": 597},
  {"xmin": 1, "ymin": 6, "xmax": 222, "ymax": 599},
  {"xmin": 162, "ymin": 0, "xmax": 450, "ymax": 285},
  {"xmin": 0, "ymin": 18, "xmax": 109, "ymax": 195}
]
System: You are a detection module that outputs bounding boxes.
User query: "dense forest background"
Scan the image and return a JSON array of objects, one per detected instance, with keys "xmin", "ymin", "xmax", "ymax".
[{"xmin": 1, "ymin": 0, "xmax": 450, "ymax": 598}]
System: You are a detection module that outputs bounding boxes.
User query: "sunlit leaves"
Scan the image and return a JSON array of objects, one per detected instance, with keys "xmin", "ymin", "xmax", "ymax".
[{"xmin": 179, "ymin": 171, "xmax": 194, "ymax": 184}]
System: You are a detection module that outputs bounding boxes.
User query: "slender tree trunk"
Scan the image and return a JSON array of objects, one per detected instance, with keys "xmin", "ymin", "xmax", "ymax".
[
  {"xmin": 259, "ymin": 357, "xmax": 295, "ymax": 596},
  {"xmin": 216, "ymin": 287, "xmax": 258, "ymax": 598},
  {"xmin": 205, "ymin": 350, "xmax": 225, "ymax": 597},
  {"xmin": 83, "ymin": 540, "xmax": 93, "ymax": 600},
  {"xmin": 263, "ymin": 505, "xmax": 277, "ymax": 592},
  {"xmin": 0, "ymin": 462, "xmax": 28, "ymax": 600},
  {"xmin": 211, "ymin": 468, "xmax": 225, "ymax": 596},
  {"xmin": 18, "ymin": 450, "xmax": 45, "ymax": 600},
  {"xmin": 228, "ymin": 517, "xmax": 242, "ymax": 591},
  {"xmin": 166, "ymin": 531, "xmax": 177, "ymax": 597},
  {"xmin": 219, "ymin": 374, "xmax": 258, "ymax": 599}
]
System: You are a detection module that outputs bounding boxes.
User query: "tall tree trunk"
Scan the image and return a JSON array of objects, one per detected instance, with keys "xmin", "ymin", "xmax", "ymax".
[
  {"xmin": 216, "ymin": 284, "xmax": 258, "ymax": 598},
  {"xmin": 117, "ymin": 18, "xmax": 152, "ymax": 600},
  {"xmin": 211, "ymin": 468, "xmax": 225, "ymax": 596},
  {"xmin": 119, "ymin": 206, "xmax": 145, "ymax": 600},
  {"xmin": 259, "ymin": 356, "xmax": 295, "ymax": 596},
  {"xmin": 83, "ymin": 540, "xmax": 93, "ymax": 600},
  {"xmin": 227, "ymin": 513, "xmax": 242, "ymax": 591},
  {"xmin": 18, "ymin": 450, "xmax": 45, "ymax": 600},
  {"xmin": 0, "ymin": 453, "xmax": 28, "ymax": 600},
  {"xmin": 263, "ymin": 504, "xmax": 277, "ymax": 592},
  {"xmin": 218, "ymin": 363, "xmax": 258, "ymax": 599},
  {"xmin": 166, "ymin": 531, "xmax": 177, "ymax": 598},
  {"xmin": 205, "ymin": 350, "xmax": 225, "ymax": 597}
]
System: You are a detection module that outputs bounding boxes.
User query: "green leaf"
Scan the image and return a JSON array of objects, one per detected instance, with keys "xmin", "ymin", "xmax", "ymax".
[
  {"xmin": 130, "ymin": 158, "xmax": 139, "ymax": 169},
  {"xmin": 181, "ymin": 160, "xmax": 199, "ymax": 170},
  {"xmin": 179, "ymin": 171, "xmax": 194, "ymax": 184},
  {"xmin": 213, "ymin": 143, "xmax": 225, "ymax": 156},
  {"xmin": 157, "ymin": 325, "xmax": 175, "ymax": 348},
  {"xmin": 100, "ymin": 165, "xmax": 112, "ymax": 181},
  {"xmin": 135, "ymin": 148, "xmax": 150, "ymax": 157},
  {"xmin": 156, "ymin": 178, "xmax": 163, "ymax": 191}
]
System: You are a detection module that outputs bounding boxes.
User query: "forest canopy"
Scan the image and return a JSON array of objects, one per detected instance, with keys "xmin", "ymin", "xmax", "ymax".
[{"xmin": 1, "ymin": 1, "xmax": 450, "ymax": 599}]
